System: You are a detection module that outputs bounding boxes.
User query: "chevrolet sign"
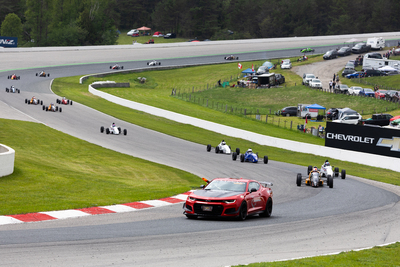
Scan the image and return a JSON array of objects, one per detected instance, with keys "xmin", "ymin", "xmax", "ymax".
[{"xmin": 325, "ymin": 122, "xmax": 400, "ymax": 158}]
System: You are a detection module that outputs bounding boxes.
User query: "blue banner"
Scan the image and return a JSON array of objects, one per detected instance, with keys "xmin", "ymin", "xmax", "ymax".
[{"xmin": 0, "ymin": 36, "xmax": 18, "ymax": 47}]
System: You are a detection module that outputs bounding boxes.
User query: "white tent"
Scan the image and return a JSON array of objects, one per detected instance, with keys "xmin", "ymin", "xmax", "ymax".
[{"xmin": 378, "ymin": 66, "xmax": 397, "ymax": 72}]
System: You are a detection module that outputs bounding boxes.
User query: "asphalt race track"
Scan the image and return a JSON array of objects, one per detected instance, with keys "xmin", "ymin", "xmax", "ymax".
[{"xmin": 1, "ymin": 33, "xmax": 400, "ymax": 267}]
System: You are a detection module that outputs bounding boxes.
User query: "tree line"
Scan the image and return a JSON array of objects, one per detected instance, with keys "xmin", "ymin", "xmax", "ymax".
[{"xmin": 1, "ymin": 0, "xmax": 400, "ymax": 46}]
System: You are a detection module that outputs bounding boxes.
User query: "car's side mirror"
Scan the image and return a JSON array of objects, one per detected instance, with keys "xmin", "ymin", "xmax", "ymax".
[
  {"xmin": 200, "ymin": 185, "xmax": 205, "ymax": 189},
  {"xmin": 250, "ymin": 188, "xmax": 257, "ymax": 193}
]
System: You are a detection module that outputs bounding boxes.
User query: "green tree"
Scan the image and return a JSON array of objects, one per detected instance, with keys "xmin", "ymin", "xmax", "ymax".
[{"xmin": 1, "ymin": 13, "xmax": 23, "ymax": 39}]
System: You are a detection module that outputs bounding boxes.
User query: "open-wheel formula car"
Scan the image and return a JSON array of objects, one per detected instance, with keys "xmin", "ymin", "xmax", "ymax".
[
  {"xmin": 100, "ymin": 123, "xmax": 127, "ymax": 135},
  {"xmin": 224, "ymin": 55, "xmax": 239, "ymax": 60},
  {"xmin": 56, "ymin": 97, "xmax": 73, "ymax": 105},
  {"xmin": 296, "ymin": 166, "xmax": 333, "ymax": 188},
  {"xmin": 319, "ymin": 161, "xmax": 346, "ymax": 179},
  {"xmin": 25, "ymin": 97, "xmax": 43, "ymax": 105},
  {"xmin": 43, "ymin": 103, "xmax": 62, "ymax": 112},
  {"xmin": 206, "ymin": 140, "xmax": 240, "ymax": 155},
  {"xmin": 300, "ymin": 48, "xmax": 315, "ymax": 53},
  {"xmin": 232, "ymin": 148, "xmax": 268, "ymax": 164},
  {"xmin": 7, "ymin": 74, "xmax": 20, "ymax": 80},
  {"xmin": 147, "ymin": 60, "xmax": 161, "ymax": 66},
  {"xmin": 6, "ymin": 85, "xmax": 20, "ymax": 93},
  {"xmin": 36, "ymin": 71, "xmax": 50, "ymax": 77},
  {"xmin": 110, "ymin": 64, "xmax": 123, "ymax": 70},
  {"xmin": 183, "ymin": 177, "xmax": 273, "ymax": 220}
]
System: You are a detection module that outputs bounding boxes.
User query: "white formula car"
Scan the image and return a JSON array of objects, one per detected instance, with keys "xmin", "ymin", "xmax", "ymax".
[
  {"xmin": 6, "ymin": 85, "xmax": 20, "ymax": 93},
  {"xmin": 147, "ymin": 60, "xmax": 161, "ymax": 66},
  {"xmin": 206, "ymin": 140, "xmax": 240, "ymax": 155},
  {"xmin": 319, "ymin": 161, "xmax": 346, "ymax": 179},
  {"xmin": 100, "ymin": 124, "xmax": 127, "ymax": 135}
]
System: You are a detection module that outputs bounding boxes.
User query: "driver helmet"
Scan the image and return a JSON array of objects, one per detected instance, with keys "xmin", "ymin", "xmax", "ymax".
[
  {"xmin": 325, "ymin": 161, "xmax": 330, "ymax": 166},
  {"xmin": 112, "ymin": 123, "xmax": 116, "ymax": 127},
  {"xmin": 313, "ymin": 166, "xmax": 318, "ymax": 172},
  {"xmin": 221, "ymin": 140, "xmax": 226, "ymax": 145},
  {"xmin": 247, "ymin": 148, "xmax": 252, "ymax": 153}
]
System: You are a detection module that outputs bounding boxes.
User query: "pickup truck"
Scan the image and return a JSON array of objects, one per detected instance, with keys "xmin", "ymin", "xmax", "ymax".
[{"xmin": 359, "ymin": 113, "xmax": 393, "ymax": 126}]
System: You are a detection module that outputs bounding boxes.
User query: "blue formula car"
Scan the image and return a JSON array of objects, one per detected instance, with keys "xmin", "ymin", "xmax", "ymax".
[{"xmin": 232, "ymin": 149, "xmax": 268, "ymax": 164}]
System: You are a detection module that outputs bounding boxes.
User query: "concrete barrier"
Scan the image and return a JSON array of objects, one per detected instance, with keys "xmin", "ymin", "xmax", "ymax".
[
  {"xmin": 0, "ymin": 144, "xmax": 15, "ymax": 177},
  {"xmin": 88, "ymin": 83, "xmax": 400, "ymax": 173}
]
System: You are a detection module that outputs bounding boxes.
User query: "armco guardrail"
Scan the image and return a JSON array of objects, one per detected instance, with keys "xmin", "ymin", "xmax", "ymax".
[
  {"xmin": 0, "ymin": 144, "xmax": 15, "ymax": 177},
  {"xmin": 88, "ymin": 82, "xmax": 400, "ymax": 173}
]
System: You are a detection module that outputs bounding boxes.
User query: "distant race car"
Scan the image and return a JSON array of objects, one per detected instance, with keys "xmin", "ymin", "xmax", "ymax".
[
  {"xmin": 296, "ymin": 166, "xmax": 333, "ymax": 188},
  {"xmin": 300, "ymin": 48, "xmax": 315, "ymax": 53},
  {"xmin": 36, "ymin": 71, "xmax": 50, "ymax": 77},
  {"xmin": 319, "ymin": 161, "xmax": 346, "ymax": 179},
  {"xmin": 7, "ymin": 74, "xmax": 20, "ymax": 80},
  {"xmin": 110, "ymin": 64, "xmax": 123, "ymax": 70},
  {"xmin": 43, "ymin": 103, "xmax": 62, "ymax": 112},
  {"xmin": 56, "ymin": 97, "xmax": 73, "ymax": 105},
  {"xmin": 183, "ymin": 177, "xmax": 273, "ymax": 220},
  {"xmin": 100, "ymin": 124, "xmax": 127, "ymax": 135},
  {"xmin": 5, "ymin": 85, "xmax": 20, "ymax": 93},
  {"xmin": 206, "ymin": 140, "xmax": 240, "ymax": 155},
  {"xmin": 224, "ymin": 55, "xmax": 239, "ymax": 60},
  {"xmin": 232, "ymin": 148, "xmax": 268, "ymax": 164},
  {"xmin": 147, "ymin": 60, "xmax": 161, "ymax": 66},
  {"xmin": 25, "ymin": 97, "xmax": 43, "ymax": 105}
]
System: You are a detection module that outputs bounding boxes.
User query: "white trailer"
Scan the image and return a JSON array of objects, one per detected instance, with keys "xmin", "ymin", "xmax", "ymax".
[
  {"xmin": 297, "ymin": 104, "xmax": 319, "ymax": 118},
  {"xmin": 366, "ymin": 37, "xmax": 385, "ymax": 50},
  {"xmin": 363, "ymin": 56, "xmax": 400, "ymax": 70}
]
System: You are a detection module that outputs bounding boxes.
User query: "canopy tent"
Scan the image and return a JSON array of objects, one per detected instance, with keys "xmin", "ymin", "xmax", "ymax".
[
  {"xmin": 306, "ymin": 103, "xmax": 326, "ymax": 110},
  {"xmin": 137, "ymin": 26, "xmax": 151, "ymax": 31},
  {"xmin": 379, "ymin": 66, "xmax": 397, "ymax": 72},
  {"xmin": 241, "ymin": 68, "xmax": 255, "ymax": 74},
  {"xmin": 262, "ymin": 61, "xmax": 274, "ymax": 69}
]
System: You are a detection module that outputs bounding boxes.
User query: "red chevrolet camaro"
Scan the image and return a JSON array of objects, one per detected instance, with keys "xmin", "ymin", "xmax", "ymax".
[{"xmin": 183, "ymin": 178, "xmax": 273, "ymax": 220}]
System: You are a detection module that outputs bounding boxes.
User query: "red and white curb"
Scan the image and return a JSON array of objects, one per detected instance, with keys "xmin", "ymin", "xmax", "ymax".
[{"xmin": 0, "ymin": 192, "xmax": 190, "ymax": 226}]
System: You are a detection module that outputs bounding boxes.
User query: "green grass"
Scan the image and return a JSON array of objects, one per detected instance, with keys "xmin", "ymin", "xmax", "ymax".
[
  {"xmin": 0, "ymin": 119, "xmax": 200, "ymax": 215},
  {"xmin": 234, "ymin": 242, "xmax": 400, "ymax": 266}
]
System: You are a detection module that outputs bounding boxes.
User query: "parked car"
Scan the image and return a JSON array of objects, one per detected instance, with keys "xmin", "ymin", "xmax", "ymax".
[
  {"xmin": 345, "ymin": 61, "xmax": 356, "ymax": 69},
  {"xmin": 342, "ymin": 67, "xmax": 355, "ymax": 77},
  {"xmin": 275, "ymin": 73, "xmax": 285, "ymax": 84},
  {"xmin": 365, "ymin": 52, "xmax": 383, "ymax": 59},
  {"xmin": 309, "ymin": 78, "xmax": 322, "ymax": 89},
  {"xmin": 280, "ymin": 61, "xmax": 292, "ymax": 69},
  {"xmin": 364, "ymin": 69, "xmax": 386, "ymax": 77},
  {"xmin": 346, "ymin": 71, "xmax": 364, "ymax": 79},
  {"xmin": 359, "ymin": 88, "xmax": 375, "ymax": 97},
  {"xmin": 302, "ymin": 73, "xmax": 316, "ymax": 85},
  {"xmin": 127, "ymin": 29, "xmax": 139, "ymax": 36},
  {"xmin": 375, "ymin": 89, "xmax": 387, "ymax": 99},
  {"xmin": 280, "ymin": 106, "xmax": 297, "ymax": 117},
  {"xmin": 351, "ymin": 42, "xmax": 371, "ymax": 53},
  {"xmin": 385, "ymin": 90, "xmax": 400, "ymax": 102},
  {"xmin": 337, "ymin": 46, "xmax": 352, "ymax": 56},
  {"xmin": 164, "ymin": 33, "xmax": 176, "ymax": 39},
  {"xmin": 393, "ymin": 48, "xmax": 400, "ymax": 56},
  {"xmin": 360, "ymin": 113, "xmax": 393, "ymax": 126},
  {"xmin": 333, "ymin": 114, "xmax": 362, "ymax": 124},
  {"xmin": 323, "ymin": 50, "xmax": 338, "ymax": 60},
  {"xmin": 348, "ymin": 86, "xmax": 363, "ymax": 95},
  {"xmin": 336, "ymin": 84, "xmax": 349, "ymax": 94},
  {"xmin": 326, "ymin": 108, "xmax": 340, "ymax": 120}
]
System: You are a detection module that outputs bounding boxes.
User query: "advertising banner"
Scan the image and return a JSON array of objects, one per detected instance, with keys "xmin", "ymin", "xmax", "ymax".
[
  {"xmin": 325, "ymin": 122, "xmax": 400, "ymax": 158},
  {"xmin": 0, "ymin": 36, "xmax": 18, "ymax": 47}
]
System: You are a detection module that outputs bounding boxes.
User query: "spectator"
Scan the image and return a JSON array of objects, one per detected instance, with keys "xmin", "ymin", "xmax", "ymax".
[{"xmin": 329, "ymin": 80, "xmax": 332, "ymax": 90}]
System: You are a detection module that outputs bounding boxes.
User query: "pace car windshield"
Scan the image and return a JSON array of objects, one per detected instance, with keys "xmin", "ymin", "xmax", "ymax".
[{"xmin": 205, "ymin": 180, "xmax": 247, "ymax": 192}]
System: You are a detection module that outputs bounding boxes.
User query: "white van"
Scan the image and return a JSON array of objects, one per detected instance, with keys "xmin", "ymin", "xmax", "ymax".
[
  {"xmin": 297, "ymin": 104, "xmax": 319, "ymax": 118},
  {"xmin": 366, "ymin": 37, "xmax": 385, "ymax": 50}
]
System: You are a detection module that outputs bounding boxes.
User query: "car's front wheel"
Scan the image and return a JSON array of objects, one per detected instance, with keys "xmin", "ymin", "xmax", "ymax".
[
  {"xmin": 232, "ymin": 152, "xmax": 237, "ymax": 161},
  {"xmin": 238, "ymin": 202, "xmax": 247, "ymax": 221}
]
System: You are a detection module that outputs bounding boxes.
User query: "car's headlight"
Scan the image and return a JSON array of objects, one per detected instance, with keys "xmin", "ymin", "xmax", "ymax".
[
  {"xmin": 224, "ymin": 199, "xmax": 236, "ymax": 204},
  {"xmin": 188, "ymin": 197, "xmax": 196, "ymax": 201}
]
